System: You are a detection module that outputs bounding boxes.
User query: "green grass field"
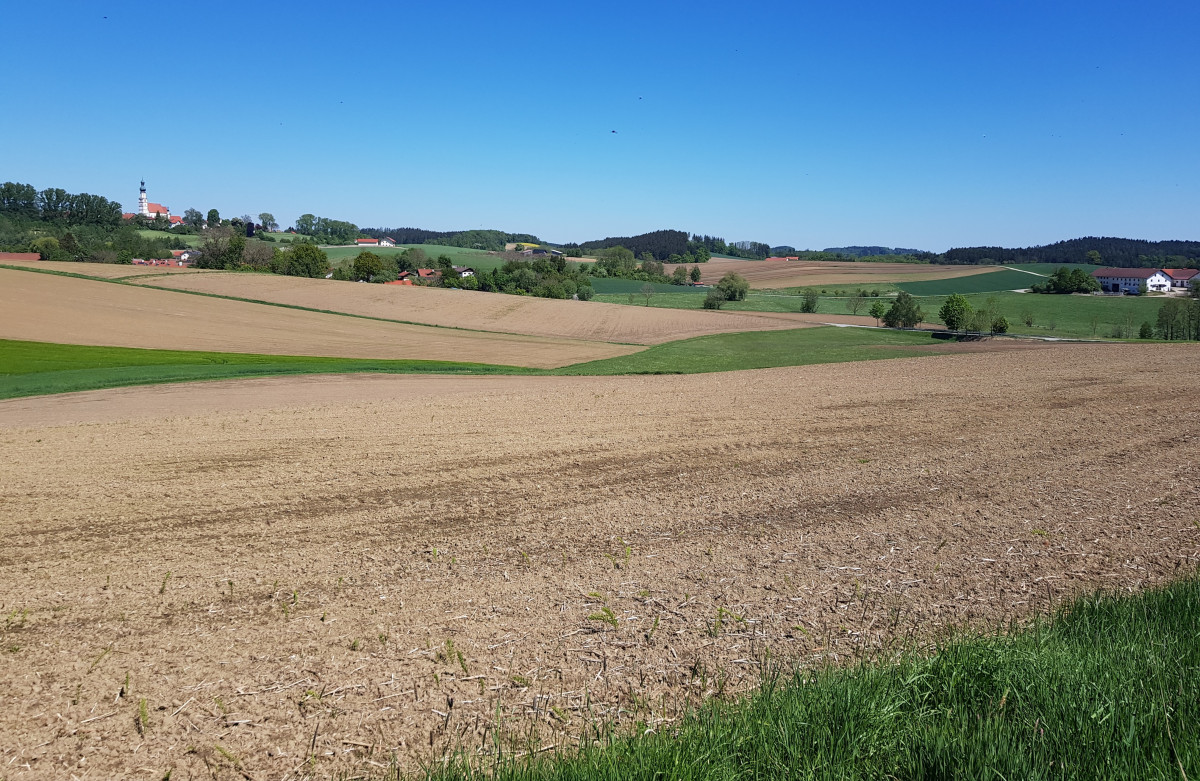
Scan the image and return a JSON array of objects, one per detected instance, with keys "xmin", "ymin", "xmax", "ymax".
[
  {"xmin": 897, "ymin": 269, "xmax": 1043, "ymax": 296},
  {"xmin": 322, "ymin": 244, "xmax": 501, "ymax": 270},
  {"xmin": 597, "ymin": 287, "xmax": 1169, "ymax": 340},
  {"xmin": 590, "ymin": 278, "xmax": 705, "ymax": 295},
  {"xmin": 0, "ymin": 328, "xmax": 951, "ymax": 398},
  {"xmin": 1005, "ymin": 262, "xmax": 1100, "ymax": 274},
  {"xmin": 136, "ymin": 229, "xmax": 202, "ymax": 247},
  {"xmin": 556, "ymin": 327, "xmax": 940, "ymax": 375},
  {"xmin": 0, "ymin": 340, "xmax": 527, "ymax": 399},
  {"xmin": 422, "ymin": 577, "xmax": 1200, "ymax": 781}
]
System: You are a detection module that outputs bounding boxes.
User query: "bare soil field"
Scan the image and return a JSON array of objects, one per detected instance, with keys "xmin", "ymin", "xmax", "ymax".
[
  {"xmin": 1, "ymin": 344, "xmax": 1198, "ymax": 779},
  {"xmin": 0, "ymin": 269, "xmax": 640, "ymax": 368},
  {"xmin": 135, "ymin": 273, "xmax": 821, "ymax": 345},
  {"xmin": 667, "ymin": 258, "xmax": 995, "ymax": 288},
  {"xmin": 0, "ymin": 260, "xmax": 207, "ymax": 279}
]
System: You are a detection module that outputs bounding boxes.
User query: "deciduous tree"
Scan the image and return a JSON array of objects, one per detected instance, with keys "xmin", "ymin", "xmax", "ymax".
[{"xmin": 938, "ymin": 293, "xmax": 972, "ymax": 331}]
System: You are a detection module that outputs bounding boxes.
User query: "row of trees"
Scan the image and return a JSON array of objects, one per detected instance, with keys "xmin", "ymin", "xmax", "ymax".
[
  {"xmin": 939, "ymin": 238, "xmax": 1200, "ymax": 269},
  {"xmin": 1, "ymin": 182, "xmax": 123, "ymax": 227},
  {"xmin": 937, "ymin": 294, "xmax": 1010, "ymax": 334},
  {"xmin": 293, "ymin": 215, "xmax": 360, "ymax": 245},
  {"xmin": 1155, "ymin": 297, "xmax": 1200, "ymax": 340},
  {"xmin": 1030, "ymin": 266, "xmax": 1101, "ymax": 294}
]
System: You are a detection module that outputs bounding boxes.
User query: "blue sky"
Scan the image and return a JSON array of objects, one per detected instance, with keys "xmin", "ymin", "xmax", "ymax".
[{"xmin": 2, "ymin": 0, "xmax": 1196, "ymax": 251}]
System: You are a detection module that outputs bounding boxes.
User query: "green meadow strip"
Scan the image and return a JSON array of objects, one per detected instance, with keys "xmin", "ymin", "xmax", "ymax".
[{"xmin": 420, "ymin": 578, "xmax": 1200, "ymax": 781}]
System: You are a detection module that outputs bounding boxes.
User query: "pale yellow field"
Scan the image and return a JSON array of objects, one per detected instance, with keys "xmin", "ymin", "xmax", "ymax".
[
  {"xmin": 136, "ymin": 272, "xmax": 823, "ymax": 344},
  {"xmin": 0, "ymin": 269, "xmax": 640, "ymax": 368}
]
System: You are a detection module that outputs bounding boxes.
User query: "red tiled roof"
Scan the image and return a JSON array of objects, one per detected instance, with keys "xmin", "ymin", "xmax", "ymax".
[
  {"xmin": 0, "ymin": 252, "xmax": 40, "ymax": 261},
  {"xmin": 146, "ymin": 203, "xmax": 169, "ymax": 215},
  {"xmin": 122, "ymin": 212, "xmax": 137, "ymax": 219},
  {"xmin": 416, "ymin": 268, "xmax": 441, "ymax": 279},
  {"xmin": 1163, "ymin": 268, "xmax": 1199, "ymax": 280},
  {"xmin": 356, "ymin": 238, "xmax": 379, "ymax": 244},
  {"xmin": 1091, "ymin": 267, "xmax": 1163, "ymax": 279},
  {"xmin": 168, "ymin": 215, "xmax": 183, "ymax": 224}
]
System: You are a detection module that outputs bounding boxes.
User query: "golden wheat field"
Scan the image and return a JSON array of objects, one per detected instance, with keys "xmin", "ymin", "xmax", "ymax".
[{"xmin": 2, "ymin": 344, "xmax": 1198, "ymax": 778}]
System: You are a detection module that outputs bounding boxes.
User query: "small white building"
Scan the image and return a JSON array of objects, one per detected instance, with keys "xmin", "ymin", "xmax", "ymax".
[
  {"xmin": 1163, "ymin": 268, "xmax": 1199, "ymax": 290},
  {"xmin": 379, "ymin": 237, "xmax": 396, "ymax": 247},
  {"xmin": 1091, "ymin": 268, "xmax": 1171, "ymax": 294}
]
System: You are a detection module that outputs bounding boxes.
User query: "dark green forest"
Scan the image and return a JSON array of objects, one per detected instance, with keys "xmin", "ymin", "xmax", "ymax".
[{"xmin": 940, "ymin": 237, "xmax": 1200, "ymax": 268}]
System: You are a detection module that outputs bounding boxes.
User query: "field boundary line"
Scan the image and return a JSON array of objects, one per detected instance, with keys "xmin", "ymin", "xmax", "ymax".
[{"xmin": 0, "ymin": 264, "xmax": 647, "ymax": 347}]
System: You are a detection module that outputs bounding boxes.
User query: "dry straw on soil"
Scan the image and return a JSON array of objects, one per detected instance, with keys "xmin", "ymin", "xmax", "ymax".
[
  {"xmin": 0, "ymin": 260, "xmax": 207, "ymax": 278},
  {"xmin": 0, "ymin": 269, "xmax": 639, "ymax": 368},
  {"xmin": 1, "ymin": 344, "xmax": 1198, "ymax": 778},
  {"xmin": 137, "ymin": 272, "xmax": 822, "ymax": 345}
]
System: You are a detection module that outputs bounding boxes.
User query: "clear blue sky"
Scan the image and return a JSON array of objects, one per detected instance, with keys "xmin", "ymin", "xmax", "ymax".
[{"xmin": 2, "ymin": 0, "xmax": 1196, "ymax": 251}]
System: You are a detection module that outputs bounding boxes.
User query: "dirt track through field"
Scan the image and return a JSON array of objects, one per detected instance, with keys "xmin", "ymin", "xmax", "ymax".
[
  {"xmin": 136, "ymin": 272, "xmax": 822, "ymax": 345},
  {"xmin": 668, "ymin": 258, "xmax": 995, "ymax": 288},
  {"xmin": 2, "ymin": 344, "xmax": 1198, "ymax": 779},
  {"xmin": 0, "ymin": 269, "xmax": 640, "ymax": 368}
]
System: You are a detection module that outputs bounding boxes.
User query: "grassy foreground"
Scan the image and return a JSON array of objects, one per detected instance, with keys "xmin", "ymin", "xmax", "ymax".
[
  {"xmin": 420, "ymin": 578, "xmax": 1199, "ymax": 780},
  {"xmin": 0, "ymin": 328, "xmax": 941, "ymax": 399}
]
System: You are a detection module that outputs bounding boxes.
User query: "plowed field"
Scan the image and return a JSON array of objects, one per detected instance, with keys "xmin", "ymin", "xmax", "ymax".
[
  {"xmin": 0, "ymin": 260, "xmax": 206, "ymax": 278},
  {"xmin": 668, "ymin": 258, "xmax": 994, "ymax": 288},
  {"xmin": 0, "ymin": 269, "xmax": 639, "ymax": 368},
  {"xmin": 136, "ymin": 273, "xmax": 820, "ymax": 345},
  {"xmin": 2, "ymin": 344, "xmax": 1198, "ymax": 778}
]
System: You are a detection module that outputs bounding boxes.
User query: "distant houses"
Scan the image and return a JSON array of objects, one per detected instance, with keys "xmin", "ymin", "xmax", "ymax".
[
  {"xmin": 354, "ymin": 237, "xmax": 397, "ymax": 247},
  {"xmin": 765, "ymin": 256, "xmax": 801, "ymax": 262},
  {"xmin": 1091, "ymin": 268, "xmax": 1172, "ymax": 294}
]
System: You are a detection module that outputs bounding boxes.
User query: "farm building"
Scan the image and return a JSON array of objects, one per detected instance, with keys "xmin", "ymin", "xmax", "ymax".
[
  {"xmin": 1091, "ymin": 267, "xmax": 1171, "ymax": 294},
  {"xmin": 379, "ymin": 237, "xmax": 396, "ymax": 247},
  {"xmin": 1163, "ymin": 268, "xmax": 1199, "ymax": 290},
  {"xmin": 453, "ymin": 266, "xmax": 475, "ymax": 278},
  {"xmin": 415, "ymin": 268, "xmax": 442, "ymax": 283},
  {"xmin": 355, "ymin": 238, "xmax": 380, "ymax": 246}
]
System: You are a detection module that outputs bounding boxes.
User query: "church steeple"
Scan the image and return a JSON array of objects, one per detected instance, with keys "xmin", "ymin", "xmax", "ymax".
[{"xmin": 137, "ymin": 180, "xmax": 149, "ymax": 217}]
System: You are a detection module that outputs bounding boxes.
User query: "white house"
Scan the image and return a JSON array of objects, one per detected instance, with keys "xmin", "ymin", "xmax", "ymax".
[
  {"xmin": 1163, "ymin": 268, "xmax": 1199, "ymax": 290},
  {"xmin": 379, "ymin": 237, "xmax": 396, "ymax": 247},
  {"xmin": 1091, "ymin": 267, "xmax": 1171, "ymax": 294}
]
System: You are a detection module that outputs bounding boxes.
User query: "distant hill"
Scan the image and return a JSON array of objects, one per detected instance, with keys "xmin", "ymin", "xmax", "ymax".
[
  {"xmin": 824, "ymin": 246, "xmax": 928, "ymax": 257},
  {"xmin": 939, "ymin": 237, "xmax": 1200, "ymax": 268}
]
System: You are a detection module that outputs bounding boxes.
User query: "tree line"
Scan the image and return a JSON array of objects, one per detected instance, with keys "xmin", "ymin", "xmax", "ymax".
[{"xmin": 938, "ymin": 237, "xmax": 1200, "ymax": 269}]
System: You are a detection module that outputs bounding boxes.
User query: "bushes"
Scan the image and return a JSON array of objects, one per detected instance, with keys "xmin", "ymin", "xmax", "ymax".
[
  {"xmin": 716, "ymin": 273, "xmax": 749, "ymax": 302},
  {"xmin": 882, "ymin": 292, "xmax": 924, "ymax": 328},
  {"xmin": 703, "ymin": 290, "xmax": 727, "ymax": 310}
]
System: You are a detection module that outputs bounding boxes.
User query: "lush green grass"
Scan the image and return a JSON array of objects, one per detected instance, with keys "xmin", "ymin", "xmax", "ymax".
[
  {"xmin": 136, "ymin": 228, "xmax": 202, "ymax": 247},
  {"xmin": 589, "ymin": 278, "xmax": 704, "ymax": 295},
  {"xmin": 422, "ymin": 577, "xmax": 1200, "ymax": 781},
  {"xmin": 0, "ymin": 328, "xmax": 953, "ymax": 397},
  {"xmin": 1005, "ymin": 262, "xmax": 1100, "ymax": 275},
  {"xmin": 554, "ymin": 327, "xmax": 940, "ymax": 375},
  {"xmin": 909, "ymin": 291, "xmax": 1164, "ymax": 339},
  {"xmin": 0, "ymin": 340, "xmax": 527, "ymax": 400},
  {"xmin": 897, "ymin": 269, "xmax": 1044, "ymax": 296},
  {"xmin": 597, "ymin": 286, "xmax": 1169, "ymax": 340},
  {"xmin": 322, "ymin": 244, "xmax": 501, "ymax": 270}
]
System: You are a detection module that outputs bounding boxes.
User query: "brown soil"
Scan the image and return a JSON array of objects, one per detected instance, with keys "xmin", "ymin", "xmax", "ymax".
[
  {"xmin": 0, "ymin": 269, "xmax": 639, "ymax": 368},
  {"xmin": 136, "ymin": 273, "xmax": 821, "ymax": 345},
  {"xmin": 669, "ymin": 258, "xmax": 994, "ymax": 288},
  {"xmin": 0, "ymin": 260, "xmax": 207, "ymax": 279},
  {"xmin": 1, "ymin": 344, "xmax": 1197, "ymax": 779}
]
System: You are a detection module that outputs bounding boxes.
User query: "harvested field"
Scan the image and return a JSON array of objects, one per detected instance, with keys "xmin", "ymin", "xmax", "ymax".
[
  {"xmin": 667, "ymin": 258, "xmax": 995, "ymax": 289},
  {"xmin": 1, "ymin": 344, "xmax": 1198, "ymax": 778},
  {"xmin": 0, "ymin": 260, "xmax": 207, "ymax": 278},
  {"xmin": 0, "ymin": 269, "xmax": 639, "ymax": 368},
  {"xmin": 136, "ymin": 272, "xmax": 823, "ymax": 345}
]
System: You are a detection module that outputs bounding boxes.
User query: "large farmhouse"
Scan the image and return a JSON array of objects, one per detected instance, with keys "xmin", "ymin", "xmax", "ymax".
[
  {"xmin": 1091, "ymin": 267, "xmax": 1172, "ymax": 294},
  {"xmin": 1163, "ymin": 268, "xmax": 1199, "ymax": 290}
]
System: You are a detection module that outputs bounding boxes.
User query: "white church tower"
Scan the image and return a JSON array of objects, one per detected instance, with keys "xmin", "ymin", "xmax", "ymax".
[{"xmin": 137, "ymin": 180, "xmax": 149, "ymax": 217}]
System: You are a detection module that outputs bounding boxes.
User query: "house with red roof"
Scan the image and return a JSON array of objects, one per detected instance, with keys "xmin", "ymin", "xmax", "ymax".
[
  {"xmin": 380, "ymin": 237, "xmax": 396, "ymax": 247},
  {"xmin": 415, "ymin": 268, "xmax": 442, "ymax": 283},
  {"xmin": 1163, "ymin": 268, "xmax": 1199, "ymax": 290},
  {"xmin": 355, "ymin": 238, "xmax": 380, "ymax": 246},
  {"xmin": 1091, "ymin": 267, "xmax": 1172, "ymax": 294}
]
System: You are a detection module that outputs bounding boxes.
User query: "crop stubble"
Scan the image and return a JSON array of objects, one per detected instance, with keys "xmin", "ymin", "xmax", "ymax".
[
  {"xmin": 136, "ymin": 272, "xmax": 823, "ymax": 345},
  {"xmin": 0, "ymin": 269, "xmax": 639, "ymax": 368},
  {"xmin": 1, "ymin": 345, "xmax": 1198, "ymax": 778}
]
